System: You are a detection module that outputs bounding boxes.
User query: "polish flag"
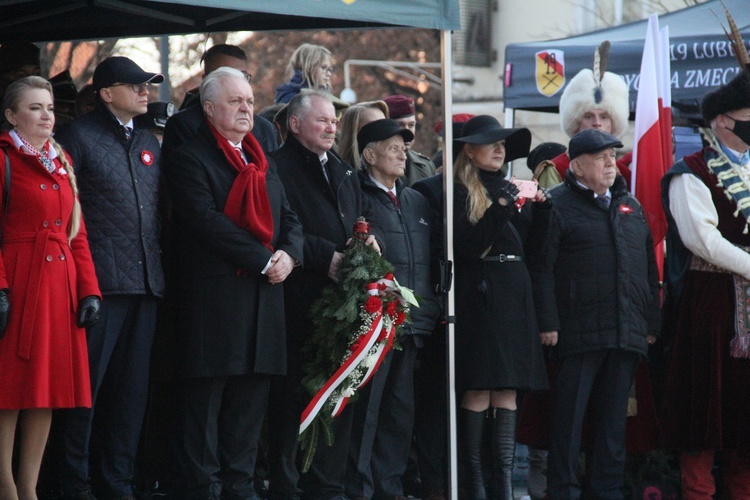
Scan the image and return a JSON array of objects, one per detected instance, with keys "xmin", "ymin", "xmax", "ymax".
[{"xmin": 631, "ymin": 14, "xmax": 671, "ymax": 277}]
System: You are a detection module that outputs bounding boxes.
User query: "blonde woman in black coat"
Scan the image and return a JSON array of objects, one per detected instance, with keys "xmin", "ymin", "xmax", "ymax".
[{"xmin": 453, "ymin": 115, "xmax": 548, "ymax": 500}]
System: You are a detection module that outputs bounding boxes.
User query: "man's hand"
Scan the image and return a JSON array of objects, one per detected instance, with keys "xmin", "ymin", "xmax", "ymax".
[
  {"xmin": 647, "ymin": 334, "xmax": 657, "ymax": 346},
  {"xmin": 540, "ymin": 330, "xmax": 558, "ymax": 346},
  {"xmin": 364, "ymin": 235, "xmax": 381, "ymax": 255},
  {"xmin": 266, "ymin": 250, "xmax": 295, "ymax": 284},
  {"xmin": 328, "ymin": 251, "xmax": 344, "ymax": 282}
]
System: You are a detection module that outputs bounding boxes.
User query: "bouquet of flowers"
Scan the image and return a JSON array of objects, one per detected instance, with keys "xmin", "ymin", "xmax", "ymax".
[{"xmin": 298, "ymin": 218, "xmax": 418, "ymax": 471}]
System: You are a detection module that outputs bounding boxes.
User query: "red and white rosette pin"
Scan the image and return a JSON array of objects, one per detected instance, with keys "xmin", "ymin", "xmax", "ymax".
[{"xmin": 141, "ymin": 150, "xmax": 154, "ymax": 166}]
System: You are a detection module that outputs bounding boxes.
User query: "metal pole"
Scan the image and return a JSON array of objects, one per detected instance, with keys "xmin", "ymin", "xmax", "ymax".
[
  {"xmin": 158, "ymin": 36, "xmax": 171, "ymax": 102},
  {"xmin": 440, "ymin": 29, "xmax": 458, "ymax": 500}
]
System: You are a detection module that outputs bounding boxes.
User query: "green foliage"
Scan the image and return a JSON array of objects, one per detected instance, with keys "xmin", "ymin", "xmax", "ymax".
[{"xmin": 298, "ymin": 235, "xmax": 394, "ymax": 471}]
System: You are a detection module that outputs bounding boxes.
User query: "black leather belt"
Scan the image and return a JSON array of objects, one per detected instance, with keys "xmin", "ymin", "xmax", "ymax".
[{"xmin": 482, "ymin": 254, "xmax": 523, "ymax": 262}]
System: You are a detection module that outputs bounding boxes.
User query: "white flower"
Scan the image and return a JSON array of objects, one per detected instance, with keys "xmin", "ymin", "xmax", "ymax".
[
  {"xmin": 342, "ymin": 386, "xmax": 355, "ymax": 398},
  {"xmin": 364, "ymin": 354, "xmax": 378, "ymax": 368}
]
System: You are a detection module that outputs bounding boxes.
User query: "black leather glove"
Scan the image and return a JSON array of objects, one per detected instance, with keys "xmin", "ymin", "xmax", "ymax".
[
  {"xmin": 77, "ymin": 295, "xmax": 101, "ymax": 328},
  {"xmin": 0, "ymin": 289, "xmax": 9, "ymax": 339},
  {"xmin": 497, "ymin": 182, "xmax": 520, "ymax": 209}
]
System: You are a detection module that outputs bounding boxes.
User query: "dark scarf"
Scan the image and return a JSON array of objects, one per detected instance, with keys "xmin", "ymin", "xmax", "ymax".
[{"xmin": 208, "ymin": 121, "xmax": 274, "ymax": 251}]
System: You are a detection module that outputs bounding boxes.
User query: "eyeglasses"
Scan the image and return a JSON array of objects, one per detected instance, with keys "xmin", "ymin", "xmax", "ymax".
[
  {"xmin": 241, "ymin": 71, "xmax": 252, "ymax": 83},
  {"xmin": 110, "ymin": 82, "xmax": 152, "ymax": 93},
  {"xmin": 320, "ymin": 66, "xmax": 335, "ymax": 75}
]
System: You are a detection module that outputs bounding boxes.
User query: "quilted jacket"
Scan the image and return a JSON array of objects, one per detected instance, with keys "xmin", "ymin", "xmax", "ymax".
[{"xmin": 55, "ymin": 104, "xmax": 165, "ymax": 297}]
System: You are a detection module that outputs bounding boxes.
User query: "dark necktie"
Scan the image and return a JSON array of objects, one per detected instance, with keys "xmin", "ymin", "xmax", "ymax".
[
  {"xmin": 122, "ymin": 125, "xmax": 132, "ymax": 141},
  {"xmin": 388, "ymin": 191, "xmax": 399, "ymax": 208},
  {"xmin": 596, "ymin": 195, "xmax": 610, "ymax": 210}
]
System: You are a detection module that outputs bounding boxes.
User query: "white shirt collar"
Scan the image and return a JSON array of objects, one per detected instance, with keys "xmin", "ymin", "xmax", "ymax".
[
  {"xmin": 575, "ymin": 179, "xmax": 610, "ymax": 198},
  {"xmin": 8, "ymin": 129, "xmax": 58, "ymax": 160},
  {"xmin": 368, "ymin": 174, "xmax": 397, "ymax": 197}
]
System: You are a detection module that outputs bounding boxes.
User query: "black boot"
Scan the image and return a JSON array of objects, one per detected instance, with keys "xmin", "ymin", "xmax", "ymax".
[
  {"xmin": 460, "ymin": 408, "xmax": 488, "ymax": 500},
  {"xmin": 490, "ymin": 408, "xmax": 516, "ymax": 500}
]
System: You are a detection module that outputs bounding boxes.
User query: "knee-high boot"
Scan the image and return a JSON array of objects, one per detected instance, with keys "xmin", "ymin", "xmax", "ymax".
[
  {"xmin": 460, "ymin": 408, "xmax": 488, "ymax": 500},
  {"xmin": 490, "ymin": 408, "xmax": 516, "ymax": 500}
]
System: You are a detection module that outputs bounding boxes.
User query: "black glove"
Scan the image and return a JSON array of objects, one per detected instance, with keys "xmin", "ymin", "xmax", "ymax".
[
  {"xmin": 497, "ymin": 182, "xmax": 520, "ymax": 209},
  {"xmin": 534, "ymin": 187, "xmax": 552, "ymax": 209},
  {"xmin": 0, "ymin": 289, "xmax": 9, "ymax": 339},
  {"xmin": 77, "ymin": 295, "xmax": 101, "ymax": 328}
]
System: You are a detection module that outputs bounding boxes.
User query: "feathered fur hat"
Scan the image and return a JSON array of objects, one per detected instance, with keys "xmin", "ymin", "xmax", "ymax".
[
  {"xmin": 558, "ymin": 41, "xmax": 630, "ymax": 138},
  {"xmin": 701, "ymin": 6, "xmax": 750, "ymax": 124}
]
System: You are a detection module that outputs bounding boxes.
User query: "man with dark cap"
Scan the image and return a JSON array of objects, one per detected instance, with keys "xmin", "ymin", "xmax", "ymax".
[
  {"xmin": 528, "ymin": 129, "xmax": 660, "ymax": 499},
  {"xmin": 383, "ymin": 94, "xmax": 436, "ymax": 186},
  {"xmin": 54, "ymin": 56, "xmax": 165, "ymax": 500},
  {"xmin": 0, "ymin": 41, "xmax": 40, "ymax": 97},
  {"xmin": 526, "ymin": 142, "xmax": 567, "ymax": 189},
  {"xmin": 661, "ymin": 69, "xmax": 750, "ymax": 498},
  {"xmin": 50, "ymin": 70, "xmax": 79, "ymax": 130},
  {"xmin": 347, "ymin": 119, "xmax": 441, "ymax": 500},
  {"xmin": 163, "ymin": 43, "xmax": 278, "ymax": 156}
]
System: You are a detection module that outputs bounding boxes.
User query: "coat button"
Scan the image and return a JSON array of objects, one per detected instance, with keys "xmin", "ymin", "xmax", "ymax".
[
  {"xmin": 46, "ymin": 255, "xmax": 53, "ymax": 262},
  {"xmin": 55, "ymin": 220, "xmax": 62, "ymax": 226},
  {"xmin": 40, "ymin": 184, "xmax": 47, "ymax": 190},
  {"xmin": 52, "ymin": 184, "xmax": 60, "ymax": 190},
  {"xmin": 42, "ymin": 221, "xmax": 49, "ymax": 227},
  {"xmin": 59, "ymin": 254, "xmax": 65, "ymax": 260}
]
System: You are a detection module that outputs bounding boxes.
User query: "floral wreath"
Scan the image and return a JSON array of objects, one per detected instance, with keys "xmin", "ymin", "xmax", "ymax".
[{"xmin": 298, "ymin": 218, "xmax": 418, "ymax": 471}]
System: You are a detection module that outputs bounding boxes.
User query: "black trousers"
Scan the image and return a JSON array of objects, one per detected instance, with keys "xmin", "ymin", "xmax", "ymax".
[
  {"xmin": 58, "ymin": 295, "xmax": 157, "ymax": 497},
  {"xmin": 547, "ymin": 349, "xmax": 639, "ymax": 500},
  {"xmin": 347, "ymin": 337, "xmax": 419, "ymax": 498},
  {"xmin": 176, "ymin": 373, "xmax": 271, "ymax": 500}
]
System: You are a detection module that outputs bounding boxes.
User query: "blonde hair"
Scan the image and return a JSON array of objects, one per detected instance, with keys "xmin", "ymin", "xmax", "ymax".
[
  {"xmin": 287, "ymin": 43, "xmax": 333, "ymax": 91},
  {"xmin": 454, "ymin": 145, "xmax": 491, "ymax": 224},
  {"xmin": 337, "ymin": 101, "xmax": 389, "ymax": 170},
  {"xmin": 3, "ymin": 76, "xmax": 81, "ymax": 242}
]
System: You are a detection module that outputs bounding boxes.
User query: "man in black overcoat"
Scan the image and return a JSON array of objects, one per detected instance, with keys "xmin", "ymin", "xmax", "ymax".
[
  {"xmin": 164, "ymin": 67, "xmax": 303, "ymax": 500},
  {"xmin": 269, "ymin": 90, "xmax": 381, "ymax": 500}
]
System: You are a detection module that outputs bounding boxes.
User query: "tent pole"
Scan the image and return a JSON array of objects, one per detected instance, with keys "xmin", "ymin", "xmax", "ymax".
[
  {"xmin": 504, "ymin": 107, "xmax": 516, "ymax": 179},
  {"xmin": 440, "ymin": 28, "xmax": 458, "ymax": 500}
]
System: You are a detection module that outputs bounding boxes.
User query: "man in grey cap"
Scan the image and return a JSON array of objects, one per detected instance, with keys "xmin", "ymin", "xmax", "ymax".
[
  {"xmin": 55, "ymin": 56, "xmax": 165, "ymax": 500},
  {"xmin": 528, "ymin": 129, "xmax": 660, "ymax": 499}
]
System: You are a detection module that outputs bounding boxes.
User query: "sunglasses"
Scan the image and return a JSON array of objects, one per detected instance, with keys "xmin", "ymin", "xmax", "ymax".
[{"xmin": 110, "ymin": 82, "xmax": 153, "ymax": 93}]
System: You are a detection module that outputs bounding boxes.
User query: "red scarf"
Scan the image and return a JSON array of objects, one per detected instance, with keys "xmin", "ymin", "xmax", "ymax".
[{"xmin": 208, "ymin": 122, "xmax": 274, "ymax": 252}]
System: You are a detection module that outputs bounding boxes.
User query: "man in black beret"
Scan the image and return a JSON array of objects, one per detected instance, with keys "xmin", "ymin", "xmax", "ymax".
[
  {"xmin": 528, "ymin": 129, "xmax": 660, "ymax": 499},
  {"xmin": 347, "ymin": 119, "xmax": 441, "ymax": 500},
  {"xmin": 661, "ymin": 69, "xmax": 750, "ymax": 498}
]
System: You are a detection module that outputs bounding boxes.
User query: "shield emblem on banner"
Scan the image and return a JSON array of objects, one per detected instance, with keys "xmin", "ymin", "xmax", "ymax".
[{"xmin": 535, "ymin": 50, "xmax": 565, "ymax": 97}]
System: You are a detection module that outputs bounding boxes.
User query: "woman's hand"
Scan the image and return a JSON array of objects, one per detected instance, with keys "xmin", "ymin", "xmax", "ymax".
[{"xmin": 497, "ymin": 182, "xmax": 520, "ymax": 208}]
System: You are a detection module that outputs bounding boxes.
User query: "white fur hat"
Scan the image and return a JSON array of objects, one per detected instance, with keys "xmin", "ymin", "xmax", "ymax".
[{"xmin": 558, "ymin": 68, "xmax": 630, "ymax": 138}]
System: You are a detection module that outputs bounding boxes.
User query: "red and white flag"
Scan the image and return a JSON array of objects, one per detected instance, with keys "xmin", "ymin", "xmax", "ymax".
[{"xmin": 631, "ymin": 13, "xmax": 672, "ymax": 276}]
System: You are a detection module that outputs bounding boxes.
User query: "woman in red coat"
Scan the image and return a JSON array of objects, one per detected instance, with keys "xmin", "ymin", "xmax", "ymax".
[{"xmin": 0, "ymin": 76, "xmax": 100, "ymax": 499}]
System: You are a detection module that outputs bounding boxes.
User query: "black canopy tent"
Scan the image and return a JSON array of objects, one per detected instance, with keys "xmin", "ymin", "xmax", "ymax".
[
  {"xmin": 1, "ymin": 1, "xmax": 464, "ymax": 498},
  {"xmin": 503, "ymin": 0, "xmax": 750, "ymax": 120}
]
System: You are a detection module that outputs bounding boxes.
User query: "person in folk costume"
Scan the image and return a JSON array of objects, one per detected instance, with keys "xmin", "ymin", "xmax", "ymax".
[
  {"xmin": 660, "ymin": 10, "xmax": 750, "ymax": 499},
  {"xmin": 452, "ymin": 115, "xmax": 550, "ymax": 500},
  {"xmin": 542, "ymin": 42, "xmax": 632, "ymax": 186},
  {"xmin": 0, "ymin": 76, "xmax": 100, "ymax": 499}
]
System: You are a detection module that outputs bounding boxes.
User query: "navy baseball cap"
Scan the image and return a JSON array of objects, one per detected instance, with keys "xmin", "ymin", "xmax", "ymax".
[
  {"xmin": 568, "ymin": 129, "xmax": 623, "ymax": 160},
  {"xmin": 93, "ymin": 56, "xmax": 164, "ymax": 91}
]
